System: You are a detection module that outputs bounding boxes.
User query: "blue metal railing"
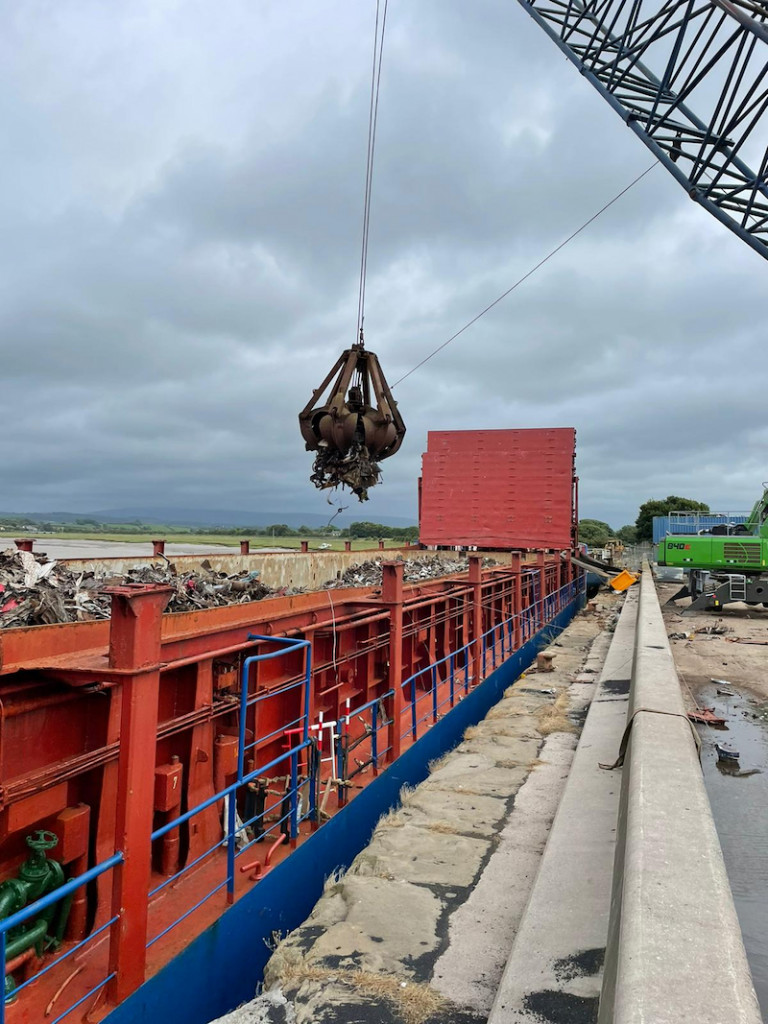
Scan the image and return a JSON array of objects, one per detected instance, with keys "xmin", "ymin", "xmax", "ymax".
[
  {"xmin": 401, "ymin": 640, "xmax": 473, "ymax": 741},
  {"xmin": 146, "ymin": 739, "xmax": 312, "ymax": 948},
  {"xmin": 400, "ymin": 576, "xmax": 579, "ymax": 742},
  {"xmin": 0, "ymin": 853, "xmax": 123, "ymax": 1024},
  {"xmin": 146, "ymin": 634, "xmax": 313, "ymax": 946},
  {"xmin": 336, "ymin": 691, "xmax": 395, "ymax": 782}
]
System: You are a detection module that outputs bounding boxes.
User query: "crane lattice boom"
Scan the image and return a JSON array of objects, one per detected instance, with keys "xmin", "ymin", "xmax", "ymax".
[{"xmin": 515, "ymin": 0, "xmax": 768, "ymax": 259}]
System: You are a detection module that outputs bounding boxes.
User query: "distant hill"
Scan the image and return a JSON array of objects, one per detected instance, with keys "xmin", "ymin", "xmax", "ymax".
[{"xmin": 1, "ymin": 508, "xmax": 416, "ymax": 529}]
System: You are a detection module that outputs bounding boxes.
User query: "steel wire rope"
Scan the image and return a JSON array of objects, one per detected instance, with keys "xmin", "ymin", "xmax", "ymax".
[
  {"xmin": 391, "ymin": 161, "xmax": 659, "ymax": 388},
  {"xmin": 356, "ymin": 0, "xmax": 389, "ymax": 346}
]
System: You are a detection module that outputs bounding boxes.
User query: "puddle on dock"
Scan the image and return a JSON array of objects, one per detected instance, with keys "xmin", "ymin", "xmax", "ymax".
[{"xmin": 694, "ymin": 681, "xmax": 768, "ymax": 1020}]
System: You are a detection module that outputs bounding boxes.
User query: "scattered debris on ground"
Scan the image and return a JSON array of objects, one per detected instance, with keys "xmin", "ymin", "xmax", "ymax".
[
  {"xmin": 0, "ymin": 550, "xmax": 281, "ymax": 628},
  {"xmin": 661, "ymin": 580, "xmax": 768, "ymax": 704},
  {"xmin": 669, "ymin": 621, "xmax": 734, "ymax": 641},
  {"xmin": 696, "ymin": 622, "xmax": 732, "ymax": 635},
  {"xmin": 323, "ymin": 555, "xmax": 497, "ymax": 589}
]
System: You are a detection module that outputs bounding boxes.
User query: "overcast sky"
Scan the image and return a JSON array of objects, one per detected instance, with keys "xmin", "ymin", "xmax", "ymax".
[{"xmin": 2, "ymin": 0, "xmax": 766, "ymax": 529}]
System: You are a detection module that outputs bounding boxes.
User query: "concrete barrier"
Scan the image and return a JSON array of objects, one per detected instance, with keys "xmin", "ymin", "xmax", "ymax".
[{"xmin": 599, "ymin": 568, "xmax": 760, "ymax": 1023}]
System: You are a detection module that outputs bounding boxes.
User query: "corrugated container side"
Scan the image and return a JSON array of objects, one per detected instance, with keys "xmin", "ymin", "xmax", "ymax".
[
  {"xmin": 652, "ymin": 514, "xmax": 750, "ymax": 543},
  {"xmin": 419, "ymin": 428, "xmax": 576, "ymax": 550}
]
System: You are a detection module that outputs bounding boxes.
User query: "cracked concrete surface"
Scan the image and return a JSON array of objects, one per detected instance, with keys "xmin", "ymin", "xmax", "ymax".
[{"xmin": 211, "ymin": 595, "xmax": 622, "ymax": 1024}]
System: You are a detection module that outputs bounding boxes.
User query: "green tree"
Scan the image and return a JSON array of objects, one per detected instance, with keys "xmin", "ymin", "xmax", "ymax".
[
  {"xmin": 616, "ymin": 524, "xmax": 637, "ymax": 544},
  {"xmin": 578, "ymin": 519, "xmax": 615, "ymax": 547},
  {"xmin": 349, "ymin": 521, "xmax": 382, "ymax": 539},
  {"xmin": 264, "ymin": 523, "xmax": 292, "ymax": 536},
  {"xmin": 349, "ymin": 521, "xmax": 418, "ymax": 542},
  {"xmin": 635, "ymin": 496, "xmax": 709, "ymax": 542}
]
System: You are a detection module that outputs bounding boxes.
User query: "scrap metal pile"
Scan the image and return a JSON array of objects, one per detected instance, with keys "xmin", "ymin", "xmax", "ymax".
[
  {"xmin": 0, "ymin": 549, "xmax": 276, "ymax": 628},
  {"xmin": 323, "ymin": 554, "xmax": 496, "ymax": 589},
  {"xmin": 0, "ymin": 549, "xmax": 498, "ymax": 627}
]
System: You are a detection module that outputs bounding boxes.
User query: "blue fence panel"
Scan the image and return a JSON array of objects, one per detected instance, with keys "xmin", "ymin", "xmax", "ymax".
[{"xmin": 653, "ymin": 514, "xmax": 750, "ymax": 543}]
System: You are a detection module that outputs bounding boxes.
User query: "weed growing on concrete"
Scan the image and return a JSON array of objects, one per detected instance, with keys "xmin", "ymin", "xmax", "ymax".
[
  {"xmin": 398, "ymin": 783, "xmax": 416, "ymax": 806},
  {"xmin": 536, "ymin": 692, "xmax": 577, "ymax": 736},
  {"xmin": 486, "ymin": 702, "xmax": 529, "ymax": 720},
  {"xmin": 322, "ymin": 866, "xmax": 347, "ymax": 894},
  {"xmin": 427, "ymin": 753, "xmax": 449, "ymax": 774},
  {"xmin": 374, "ymin": 806, "xmax": 405, "ymax": 832},
  {"xmin": 275, "ymin": 951, "xmax": 447, "ymax": 1024},
  {"xmin": 426, "ymin": 820, "xmax": 463, "ymax": 835},
  {"xmin": 491, "ymin": 724, "xmax": 541, "ymax": 740}
]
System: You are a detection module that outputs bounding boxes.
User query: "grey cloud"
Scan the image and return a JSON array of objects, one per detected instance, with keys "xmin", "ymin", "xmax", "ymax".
[{"xmin": 1, "ymin": 0, "xmax": 765, "ymax": 529}]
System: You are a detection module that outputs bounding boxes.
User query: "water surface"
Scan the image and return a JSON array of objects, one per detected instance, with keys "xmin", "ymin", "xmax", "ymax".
[{"xmin": 695, "ymin": 681, "xmax": 768, "ymax": 1020}]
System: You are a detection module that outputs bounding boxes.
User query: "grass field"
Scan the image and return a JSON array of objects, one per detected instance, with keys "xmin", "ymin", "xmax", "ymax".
[{"xmin": 18, "ymin": 532, "xmax": 407, "ymax": 551}]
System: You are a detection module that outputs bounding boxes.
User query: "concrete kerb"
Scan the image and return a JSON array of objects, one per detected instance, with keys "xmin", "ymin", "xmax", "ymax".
[
  {"xmin": 486, "ymin": 587, "xmax": 637, "ymax": 1023},
  {"xmin": 599, "ymin": 566, "xmax": 760, "ymax": 1024}
]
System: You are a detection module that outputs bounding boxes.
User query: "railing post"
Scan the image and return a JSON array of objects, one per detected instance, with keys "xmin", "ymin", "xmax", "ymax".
[
  {"xmin": 382, "ymin": 562, "xmax": 405, "ymax": 761},
  {"xmin": 0, "ymin": 930, "xmax": 6, "ymax": 1024},
  {"xmin": 512, "ymin": 551, "xmax": 523, "ymax": 649},
  {"xmin": 309, "ymin": 740, "xmax": 319, "ymax": 824},
  {"xmin": 151, "ymin": 539, "xmax": 165, "ymax": 557},
  {"xmin": 240, "ymin": 540, "xmax": 250, "ymax": 555},
  {"xmin": 469, "ymin": 555, "xmax": 483, "ymax": 686},
  {"xmin": 106, "ymin": 584, "xmax": 172, "ymax": 1004},
  {"xmin": 536, "ymin": 550, "xmax": 547, "ymax": 630},
  {"xmin": 336, "ymin": 731, "xmax": 345, "ymax": 805},
  {"xmin": 289, "ymin": 752, "xmax": 299, "ymax": 847},
  {"xmin": 226, "ymin": 790, "xmax": 237, "ymax": 904},
  {"xmin": 371, "ymin": 703, "xmax": 379, "ymax": 774},
  {"xmin": 300, "ymin": 540, "xmax": 309, "ymax": 553}
]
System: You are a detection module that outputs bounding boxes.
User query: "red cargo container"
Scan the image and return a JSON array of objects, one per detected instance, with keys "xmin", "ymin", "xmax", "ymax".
[{"xmin": 419, "ymin": 428, "xmax": 577, "ymax": 550}]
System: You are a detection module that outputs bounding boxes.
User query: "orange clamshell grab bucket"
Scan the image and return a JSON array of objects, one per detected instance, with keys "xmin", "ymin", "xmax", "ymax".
[{"xmin": 608, "ymin": 569, "xmax": 639, "ymax": 592}]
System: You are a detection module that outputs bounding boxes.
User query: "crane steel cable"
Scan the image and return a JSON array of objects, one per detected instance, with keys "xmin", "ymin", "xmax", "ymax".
[
  {"xmin": 356, "ymin": 0, "xmax": 389, "ymax": 347},
  {"xmin": 391, "ymin": 161, "xmax": 659, "ymax": 388}
]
